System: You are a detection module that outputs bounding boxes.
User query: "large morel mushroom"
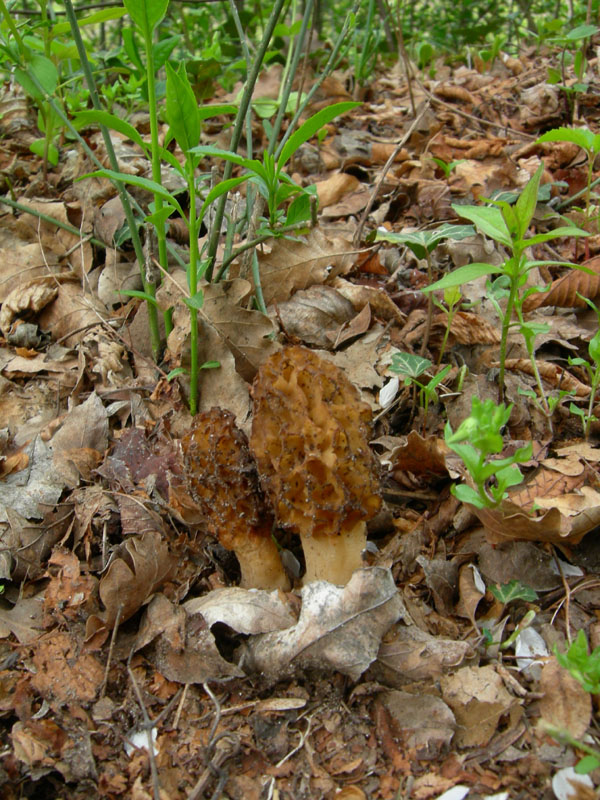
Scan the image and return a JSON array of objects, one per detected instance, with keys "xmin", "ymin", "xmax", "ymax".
[
  {"xmin": 250, "ymin": 346, "xmax": 381, "ymax": 585},
  {"xmin": 182, "ymin": 407, "xmax": 289, "ymax": 591}
]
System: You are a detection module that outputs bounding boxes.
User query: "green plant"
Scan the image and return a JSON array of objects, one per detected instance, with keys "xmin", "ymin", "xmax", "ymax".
[
  {"xmin": 548, "ymin": 629, "xmax": 600, "ymax": 774},
  {"xmin": 476, "ymin": 32, "xmax": 506, "ymax": 71},
  {"xmin": 423, "ymin": 164, "xmax": 589, "ymax": 401},
  {"xmin": 537, "ymin": 127, "xmax": 600, "ymax": 231},
  {"xmin": 567, "ymin": 297, "xmax": 600, "ymax": 439},
  {"xmin": 432, "ymin": 284, "xmax": 462, "ymax": 365},
  {"xmin": 388, "ymin": 351, "xmax": 451, "ymax": 429},
  {"xmin": 374, "ymin": 223, "xmax": 475, "ymax": 355},
  {"xmin": 192, "ymin": 101, "xmax": 358, "ymax": 232},
  {"xmin": 489, "ymin": 579, "xmax": 538, "ymax": 604},
  {"xmin": 545, "ymin": 24, "xmax": 599, "ymax": 121},
  {"xmin": 79, "ymin": 86, "xmax": 240, "ymax": 415},
  {"xmin": 430, "ymin": 157, "xmax": 466, "ymax": 179},
  {"xmin": 349, "ymin": 0, "xmax": 382, "ymax": 96},
  {"xmin": 444, "ymin": 396, "xmax": 532, "ymax": 509}
]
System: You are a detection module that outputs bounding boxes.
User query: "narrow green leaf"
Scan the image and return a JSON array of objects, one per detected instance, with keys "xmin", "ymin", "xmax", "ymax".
[
  {"xmin": 422, "ymin": 262, "xmax": 501, "ymax": 293},
  {"xmin": 515, "ymin": 163, "xmax": 544, "ymax": 239},
  {"xmin": 200, "ymin": 360, "xmax": 220, "ymax": 369},
  {"xmin": 52, "ymin": 7, "xmax": 127, "ymax": 35},
  {"xmin": 277, "ymin": 101, "xmax": 360, "ymax": 170},
  {"xmin": 196, "ymin": 104, "xmax": 237, "ymax": 122},
  {"xmin": 118, "ymin": 289, "xmax": 159, "ymax": 306},
  {"xmin": 74, "ymin": 110, "xmax": 147, "ymax": 152},
  {"xmin": 198, "ymin": 175, "xmax": 250, "ymax": 221},
  {"xmin": 80, "ymin": 169, "xmax": 184, "ymax": 217},
  {"xmin": 165, "ymin": 62, "xmax": 200, "ymax": 152},
  {"xmin": 183, "ymin": 292, "xmax": 205, "ymax": 310},
  {"xmin": 167, "ymin": 367, "xmax": 187, "ymax": 380},
  {"xmin": 123, "ymin": 0, "xmax": 169, "ymax": 35}
]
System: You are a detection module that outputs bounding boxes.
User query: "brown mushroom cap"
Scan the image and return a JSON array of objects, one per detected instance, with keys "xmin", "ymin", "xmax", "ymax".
[
  {"xmin": 250, "ymin": 346, "xmax": 381, "ymax": 584},
  {"xmin": 182, "ymin": 408, "xmax": 289, "ymax": 591}
]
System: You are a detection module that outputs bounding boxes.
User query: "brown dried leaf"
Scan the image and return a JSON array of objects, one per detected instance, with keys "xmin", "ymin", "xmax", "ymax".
[
  {"xmin": 0, "ymin": 277, "xmax": 58, "ymax": 336},
  {"xmin": 257, "ymin": 228, "xmax": 354, "ymax": 306},
  {"xmin": 371, "ymin": 624, "xmax": 473, "ymax": 687},
  {"xmin": 31, "ymin": 629, "xmax": 103, "ymax": 705},
  {"xmin": 85, "ymin": 530, "xmax": 174, "ymax": 646},
  {"xmin": 440, "ymin": 665, "xmax": 521, "ymax": 748},
  {"xmin": 523, "ymin": 256, "xmax": 600, "ymax": 311},
  {"xmin": 135, "ymin": 595, "xmax": 243, "ymax": 684},
  {"xmin": 539, "ymin": 656, "xmax": 592, "ymax": 740},
  {"xmin": 273, "ymin": 285, "xmax": 355, "ymax": 348}
]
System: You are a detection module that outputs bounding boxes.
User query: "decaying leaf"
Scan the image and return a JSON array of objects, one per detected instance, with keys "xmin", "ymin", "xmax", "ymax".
[
  {"xmin": 135, "ymin": 594, "xmax": 243, "ymax": 684},
  {"xmin": 0, "ymin": 277, "xmax": 58, "ymax": 336},
  {"xmin": 185, "ymin": 586, "xmax": 297, "ymax": 634},
  {"xmin": 243, "ymin": 567, "xmax": 405, "ymax": 681},
  {"xmin": 522, "ymin": 256, "xmax": 600, "ymax": 311},
  {"xmin": 440, "ymin": 664, "xmax": 522, "ymax": 748},
  {"xmin": 256, "ymin": 228, "xmax": 354, "ymax": 306},
  {"xmin": 539, "ymin": 656, "xmax": 592, "ymax": 741},
  {"xmin": 85, "ymin": 530, "xmax": 174, "ymax": 647}
]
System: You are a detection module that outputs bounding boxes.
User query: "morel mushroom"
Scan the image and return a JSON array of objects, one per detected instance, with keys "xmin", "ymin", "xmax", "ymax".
[
  {"xmin": 182, "ymin": 407, "xmax": 289, "ymax": 591},
  {"xmin": 250, "ymin": 346, "xmax": 381, "ymax": 585}
]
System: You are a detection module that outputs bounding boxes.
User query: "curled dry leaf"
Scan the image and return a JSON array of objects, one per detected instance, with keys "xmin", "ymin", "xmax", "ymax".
[
  {"xmin": 242, "ymin": 567, "xmax": 405, "ymax": 681},
  {"xmin": 135, "ymin": 594, "xmax": 243, "ymax": 684},
  {"xmin": 522, "ymin": 255, "xmax": 600, "ymax": 311},
  {"xmin": 0, "ymin": 277, "xmax": 59, "ymax": 337},
  {"xmin": 370, "ymin": 624, "xmax": 473, "ymax": 687},
  {"xmin": 85, "ymin": 530, "xmax": 174, "ymax": 648},
  {"xmin": 185, "ymin": 586, "xmax": 297, "ymax": 635},
  {"xmin": 273, "ymin": 285, "xmax": 355, "ymax": 349},
  {"xmin": 256, "ymin": 227, "xmax": 354, "ymax": 306}
]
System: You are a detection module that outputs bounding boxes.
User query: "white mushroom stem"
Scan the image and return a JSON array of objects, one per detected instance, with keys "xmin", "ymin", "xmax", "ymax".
[
  {"xmin": 301, "ymin": 521, "xmax": 367, "ymax": 585},
  {"xmin": 233, "ymin": 529, "xmax": 290, "ymax": 591}
]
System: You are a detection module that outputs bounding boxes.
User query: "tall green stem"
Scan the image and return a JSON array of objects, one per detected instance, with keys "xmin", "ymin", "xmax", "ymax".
[
  {"xmin": 142, "ymin": 23, "xmax": 171, "ymax": 337},
  {"xmin": 204, "ymin": 0, "xmax": 286, "ymax": 282},
  {"xmin": 186, "ymin": 156, "xmax": 200, "ymax": 415},
  {"xmin": 63, "ymin": 0, "xmax": 162, "ymax": 358}
]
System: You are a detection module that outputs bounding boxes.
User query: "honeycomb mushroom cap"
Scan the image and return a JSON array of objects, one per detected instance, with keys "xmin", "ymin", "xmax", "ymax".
[
  {"xmin": 182, "ymin": 407, "xmax": 288, "ymax": 591},
  {"xmin": 250, "ymin": 346, "xmax": 381, "ymax": 583}
]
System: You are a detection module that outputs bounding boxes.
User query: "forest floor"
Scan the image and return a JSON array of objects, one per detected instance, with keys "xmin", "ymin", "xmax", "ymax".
[{"xmin": 1, "ymin": 42, "xmax": 600, "ymax": 800}]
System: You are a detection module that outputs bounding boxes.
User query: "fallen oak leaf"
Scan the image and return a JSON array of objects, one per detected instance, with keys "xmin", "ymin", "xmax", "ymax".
[
  {"xmin": 242, "ymin": 567, "xmax": 405, "ymax": 682},
  {"xmin": 85, "ymin": 530, "xmax": 174, "ymax": 648}
]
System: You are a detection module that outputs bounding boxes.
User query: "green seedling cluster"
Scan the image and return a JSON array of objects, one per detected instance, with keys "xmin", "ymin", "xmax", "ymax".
[
  {"xmin": 445, "ymin": 397, "xmax": 532, "ymax": 509},
  {"xmin": 423, "ymin": 165, "xmax": 589, "ymax": 405},
  {"xmin": 389, "ymin": 351, "xmax": 451, "ymax": 429}
]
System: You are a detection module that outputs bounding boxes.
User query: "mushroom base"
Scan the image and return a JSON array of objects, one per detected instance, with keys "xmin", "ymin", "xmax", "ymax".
[
  {"xmin": 236, "ymin": 529, "xmax": 290, "ymax": 591},
  {"xmin": 301, "ymin": 522, "xmax": 367, "ymax": 585}
]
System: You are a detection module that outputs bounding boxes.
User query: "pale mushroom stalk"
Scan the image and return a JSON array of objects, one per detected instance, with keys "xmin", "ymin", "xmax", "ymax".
[{"xmin": 301, "ymin": 522, "xmax": 367, "ymax": 585}]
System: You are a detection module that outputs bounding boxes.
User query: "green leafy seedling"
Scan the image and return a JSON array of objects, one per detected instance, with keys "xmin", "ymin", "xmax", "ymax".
[
  {"xmin": 389, "ymin": 351, "xmax": 451, "ymax": 429},
  {"xmin": 489, "ymin": 580, "xmax": 538, "ymax": 604},
  {"xmin": 445, "ymin": 396, "xmax": 532, "ymax": 509},
  {"xmin": 556, "ymin": 629, "xmax": 600, "ymax": 695},
  {"xmin": 375, "ymin": 223, "xmax": 475, "ymax": 355},
  {"xmin": 191, "ymin": 101, "xmax": 359, "ymax": 230},
  {"xmin": 431, "ymin": 157, "xmax": 466, "ymax": 179},
  {"xmin": 567, "ymin": 294, "xmax": 600, "ymax": 438},
  {"xmin": 423, "ymin": 164, "xmax": 590, "ymax": 401},
  {"xmin": 537, "ymin": 127, "xmax": 600, "ymax": 230}
]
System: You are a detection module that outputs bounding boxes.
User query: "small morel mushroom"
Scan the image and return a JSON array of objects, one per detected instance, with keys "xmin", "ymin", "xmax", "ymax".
[
  {"xmin": 182, "ymin": 407, "xmax": 289, "ymax": 591},
  {"xmin": 250, "ymin": 346, "xmax": 381, "ymax": 585}
]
